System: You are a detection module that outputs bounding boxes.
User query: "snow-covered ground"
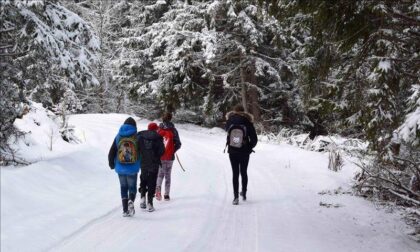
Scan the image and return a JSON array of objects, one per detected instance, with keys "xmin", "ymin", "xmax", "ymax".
[{"xmin": 1, "ymin": 113, "xmax": 418, "ymax": 252}]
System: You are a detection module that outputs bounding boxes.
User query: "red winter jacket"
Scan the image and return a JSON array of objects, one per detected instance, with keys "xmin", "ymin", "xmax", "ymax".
[
  {"xmin": 158, "ymin": 121, "xmax": 181, "ymax": 160},
  {"xmin": 159, "ymin": 128, "xmax": 174, "ymax": 160}
]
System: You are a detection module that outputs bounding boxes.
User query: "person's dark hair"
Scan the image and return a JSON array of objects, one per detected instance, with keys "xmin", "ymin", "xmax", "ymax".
[
  {"xmin": 124, "ymin": 117, "xmax": 137, "ymax": 127},
  {"xmin": 233, "ymin": 104, "xmax": 245, "ymax": 112},
  {"xmin": 162, "ymin": 112, "xmax": 172, "ymax": 122}
]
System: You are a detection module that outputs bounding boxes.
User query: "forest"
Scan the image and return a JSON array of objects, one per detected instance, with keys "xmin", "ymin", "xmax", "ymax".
[{"xmin": 1, "ymin": 0, "xmax": 419, "ymax": 219}]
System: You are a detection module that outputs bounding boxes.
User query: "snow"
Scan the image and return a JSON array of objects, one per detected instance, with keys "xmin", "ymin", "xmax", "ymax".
[
  {"xmin": 378, "ymin": 60, "xmax": 391, "ymax": 73},
  {"xmin": 1, "ymin": 113, "xmax": 419, "ymax": 252},
  {"xmin": 398, "ymin": 85, "xmax": 420, "ymax": 144},
  {"xmin": 227, "ymin": 5, "xmax": 237, "ymax": 18},
  {"xmin": 13, "ymin": 0, "xmax": 44, "ymax": 8},
  {"xmin": 10, "ymin": 102, "xmax": 80, "ymax": 162},
  {"xmin": 398, "ymin": 106, "xmax": 420, "ymax": 143}
]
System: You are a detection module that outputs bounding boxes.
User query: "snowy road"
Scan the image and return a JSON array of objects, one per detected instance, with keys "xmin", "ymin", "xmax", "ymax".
[{"xmin": 1, "ymin": 114, "xmax": 418, "ymax": 252}]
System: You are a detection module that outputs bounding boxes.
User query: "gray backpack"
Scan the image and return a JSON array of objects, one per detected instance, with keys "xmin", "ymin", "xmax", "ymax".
[{"xmin": 227, "ymin": 124, "xmax": 247, "ymax": 148}]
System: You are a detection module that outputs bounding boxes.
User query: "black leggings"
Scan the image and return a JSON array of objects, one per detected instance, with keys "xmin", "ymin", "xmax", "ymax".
[
  {"xmin": 139, "ymin": 170, "xmax": 158, "ymax": 203},
  {"xmin": 229, "ymin": 154, "xmax": 250, "ymax": 198}
]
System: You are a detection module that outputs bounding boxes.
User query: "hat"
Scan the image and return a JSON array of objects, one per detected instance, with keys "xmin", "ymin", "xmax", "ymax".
[
  {"xmin": 148, "ymin": 122, "xmax": 158, "ymax": 131},
  {"xmin": 124, "ymin": 117, "xmax": 137, "ymax": 127}
]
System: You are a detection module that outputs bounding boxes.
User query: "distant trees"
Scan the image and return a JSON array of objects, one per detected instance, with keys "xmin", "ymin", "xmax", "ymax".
[{"xmin": 80, "ymin": 0, "xmax": 306, "ymax": 127}]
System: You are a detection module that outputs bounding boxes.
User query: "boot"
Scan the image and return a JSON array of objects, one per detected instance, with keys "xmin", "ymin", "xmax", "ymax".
[
  {"xmin": 128, "ymin": 200, "xmax": 135, "ymax": 217},
  {"xmin": 129, "ymin": 193, "xmax": 136, "ymax": 202},
  {"xmin": 232, "ymin": 197, "xmax": 239, "ymax": 205},
  {"xmin": 140, "ymin": 196, "xmax": 146, "ymax": 209},
  {"xmin": 147, "ymin": 203, "xmax": 155, "ymax": 212},
  {"xmin": 240, "ymin": 191, "xmax": 247, "ymax": 201},
  {"xmin": 155, "ymin": 188, "xmax": 162, "ymax": 201},
  {"xmin": 148, "ymin": 194, "xmax": 154, "ymax": 207},
  {"xmin": 122, "ymin": 199, "xmax": 129, "ymax": 217}
]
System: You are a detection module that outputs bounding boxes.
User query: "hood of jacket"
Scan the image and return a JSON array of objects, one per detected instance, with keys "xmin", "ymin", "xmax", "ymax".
[
  {"xmin": 118, "ymin": 124, "xmax": 137, "ymax": 137},
  {"xmin": 138, "ymin": 130, "xmax": 161, "ymax": 140},
  {"xmin": 226, "ymin": 111, "xmax": 254, "ymax": 123},
  {"xmin": 159, "ymin": 121, "xmax": 175, "ymax": 130}
]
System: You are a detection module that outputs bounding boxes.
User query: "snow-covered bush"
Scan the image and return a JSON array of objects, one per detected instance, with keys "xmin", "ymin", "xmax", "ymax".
[
  {"xmin": 354, "ymin": 147, "xmax": 420, "ymax": 208},
  {"xmin": 51, "ymin": 89, "xmax": 83, "ymax": 144},
  {"xmin": 7, "ymin": 102, "xmax": 81, "ymax": 164},
  {"xmin": 260, "ymin": 129, "xmax": 368, "ymax": 154},
  {"xmin": 328, "ymin": 146, "xmax": 344, "ymax": 172}
]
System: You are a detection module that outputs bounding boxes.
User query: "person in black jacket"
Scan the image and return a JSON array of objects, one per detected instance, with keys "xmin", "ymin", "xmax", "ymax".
[
  {"xmin": 138, "ymin": 122, "xmax": 165, "ymax": 212},
  {"xmin": 225, "ymin": 104, "xmax": 258, "ymax": 205}
]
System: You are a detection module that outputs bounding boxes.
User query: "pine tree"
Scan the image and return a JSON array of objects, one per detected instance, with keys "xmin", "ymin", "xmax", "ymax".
[
  {"xmin": 1, "ymin": 0, "xmax": 99, "ymax": 162},
  {"xmin": 262, "ymin": 0, "xmax": 419, "ymax": 153}
]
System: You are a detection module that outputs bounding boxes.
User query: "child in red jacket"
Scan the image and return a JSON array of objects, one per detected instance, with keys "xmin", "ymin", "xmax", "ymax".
[{"xmin": 155, "ymin": 112, "xmax": 181, "ymax": 201}]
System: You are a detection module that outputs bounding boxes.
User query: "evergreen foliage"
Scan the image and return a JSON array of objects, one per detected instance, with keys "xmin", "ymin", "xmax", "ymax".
[
  {"xmin": 70, "ymin": 0, "xmax": 306, "ymax": 127},
  {"xmin": 0, "ymin": 0, "xmax": 98, "ymax": 162},
  {"xmin": 262, "ymin": 0, "xmax": 419, "ymax": 153}
]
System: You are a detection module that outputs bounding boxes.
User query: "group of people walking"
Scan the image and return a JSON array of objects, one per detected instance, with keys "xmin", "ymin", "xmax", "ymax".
[
  {"xmin": 108, "ymin": 112, "xmax": 181, "ymax": 216},
  {"xmin": 108, "ymin": 104, "xmax": 257, "ymax": 217}
]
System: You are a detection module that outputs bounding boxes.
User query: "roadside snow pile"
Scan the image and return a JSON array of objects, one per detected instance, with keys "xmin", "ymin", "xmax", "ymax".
[{"xmin": 9, "ymin": 102, "xmax": 82, "ymax": 163}]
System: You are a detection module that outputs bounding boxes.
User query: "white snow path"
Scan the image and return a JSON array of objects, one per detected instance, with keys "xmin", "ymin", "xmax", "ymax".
[{"xmin": 1, "ymin": 114, "xmax": 418, "ymax": 252}]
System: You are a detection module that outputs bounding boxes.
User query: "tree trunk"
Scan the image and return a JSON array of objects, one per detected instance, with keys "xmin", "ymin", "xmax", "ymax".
[
  {"xmin": 240, "ymin": 53, "xmax": 248, "ymax": 113},
  {"xmin": 244, "ymin": 59, "xmax": 260, "ymax": 122}
]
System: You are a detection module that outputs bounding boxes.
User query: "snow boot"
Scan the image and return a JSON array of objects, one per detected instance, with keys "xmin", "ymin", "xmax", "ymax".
[
  {"xmin": 164, "ymin": 195, "xmax": 170, "ymax": 201},
  {"xmin": 129, "ymin": 193, "xmax": 136, "ymax": 202},
  {"xmin": 147, "ymin": 203, "xmax": 155, "ymax": 212},
  {"xmin": 122, "ymin": 199, "xmax": 129, "ymax": 217},
  {"xmin": 232, "ymin": 198, "xmax": 239, "ymax": 205},
  {"xmin": 240, "ymin": 191, "xmax": 247, "ymax": 201},
  {"xmin": 128, "ymin": 200, "xmax": 135, "ymax": 217},
  {"xmin": 156, "ymin": 191, "xmax": 162, "ymax": 201},
  {"xmin": 140, "ymin": 196, "xmax": 146, "ymax": 209}
]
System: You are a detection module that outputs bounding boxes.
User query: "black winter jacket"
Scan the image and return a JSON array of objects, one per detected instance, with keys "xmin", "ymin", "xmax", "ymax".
[
  {"xmin": 137, "ymin": 130, "xmax": 165, "ymax": 172},
  {"xmin": 225, "ymin": 111, "xmax": 258, "ymax": 155}
]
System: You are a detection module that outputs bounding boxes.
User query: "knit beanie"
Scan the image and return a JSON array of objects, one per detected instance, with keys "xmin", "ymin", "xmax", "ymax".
[
  {"xmin": 124, "ymin": 117, "xmax": 137, "ymax": 127},
  {"xmin": 148, "ymin": 122, "xmax": 158, "ymax": 131}
]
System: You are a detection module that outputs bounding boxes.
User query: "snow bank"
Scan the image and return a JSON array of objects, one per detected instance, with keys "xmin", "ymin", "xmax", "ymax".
[{"xmin": 10, "ymin": 102, "xmax": 81, "ymax": 163}]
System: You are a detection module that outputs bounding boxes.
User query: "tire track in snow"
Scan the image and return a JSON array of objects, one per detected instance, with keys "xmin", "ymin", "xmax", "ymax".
[
  {"xmin": 180, "ymin": 134, "xmax": 232, "ymax": 251},
  {"xmin": 46, "ymin": 205, "xmax": 121, "ymax": 251},
  {"xmin": 186, "ymin": 148, "xmax": 268, "ymax": 252}
]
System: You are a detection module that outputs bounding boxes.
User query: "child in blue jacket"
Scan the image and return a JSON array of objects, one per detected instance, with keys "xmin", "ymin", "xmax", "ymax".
[{"xmin": 108, "ymin": 117, "xmax": 141, "ymax": 217}]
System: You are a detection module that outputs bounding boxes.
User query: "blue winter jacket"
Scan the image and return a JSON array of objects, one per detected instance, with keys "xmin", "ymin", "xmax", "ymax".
[{"xmin": 108, "ymin": 124, "xmax": 141, "ymax": 175}]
